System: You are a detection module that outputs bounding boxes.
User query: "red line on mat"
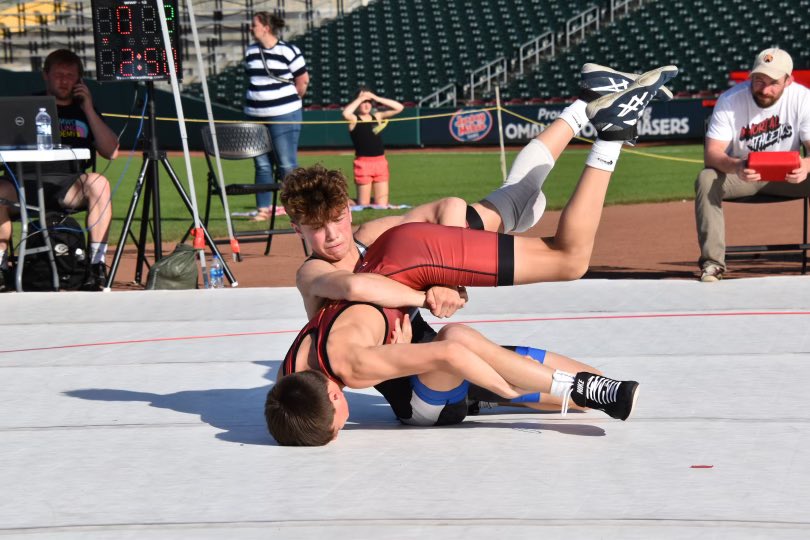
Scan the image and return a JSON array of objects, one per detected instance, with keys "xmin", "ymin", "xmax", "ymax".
[{"xmin": 2, "ymin": 311, "xmax": 809, "ymax": 355}]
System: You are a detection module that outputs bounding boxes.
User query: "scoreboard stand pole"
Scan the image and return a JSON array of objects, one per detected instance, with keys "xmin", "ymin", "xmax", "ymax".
[{"xmin": 105, "ymin": 81, "xmax": 235, "ymax": 287}]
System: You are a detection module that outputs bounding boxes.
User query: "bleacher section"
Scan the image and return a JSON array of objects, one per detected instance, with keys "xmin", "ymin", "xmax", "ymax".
[
  {"xmin": 5, "ymin": 0, "xmax": 808, "ymax": 110},
  {"xmin": 503, "ymin": 0, "xmax": 810, "ymax": 101},
  {"xmin": 193, "ymin": 0, "xmax": 597, "ymax": 109}
]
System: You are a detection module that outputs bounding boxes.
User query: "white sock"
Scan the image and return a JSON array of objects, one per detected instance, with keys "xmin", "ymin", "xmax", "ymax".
[
  {"xmin": 483, "ymin": 139, "xmax": 554, "ymax": 233},
  {"xmin": 558, "ymin": 99, "xmax": 588, "ymax": 136},
  {"xmin": 550, "ymin": 370, "xmax": 577, "ymax": 417},
  {"xmin": 584, "ymin": 139, "xmax": 623, "ymax": 172},
  {"xmin": 549, "ymin": 370, "xmax": 575, "ymax": 399},
  {"xmin": 0, "ymin": 249, "xmax": 6, "ymax": 269},
  {"xmin": 90, "ymin": 242, "xmax": 108, "ymax": 265}
]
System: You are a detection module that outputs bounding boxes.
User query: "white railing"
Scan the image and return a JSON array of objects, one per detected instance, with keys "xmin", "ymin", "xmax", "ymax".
[
  {"xmin": 518, "ymin": 30, "xmax": 554, "ymax": 75},
  {"xmin": 418, "ymin": 82, "xmax": 457, "ymax": 108},
  {"xmin": 565, "ymin": 6, "xmax": 599, "ymax": 48},
  {"xmin": 610, "ymin": 0, "xmax": 644, "ymax": 22},
  {"xmin": 469, "ymin": 56, "xmax": 507, "ymax": 101}
]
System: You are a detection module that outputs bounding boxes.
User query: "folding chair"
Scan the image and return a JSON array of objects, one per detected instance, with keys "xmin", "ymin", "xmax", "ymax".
[
  {"xmin": 725, "ymin": 194, "xmax": 810, "ymax": 274},
  {"xmin": 199, "ymin": 123, "xmax": 304, "ymax": 256}
]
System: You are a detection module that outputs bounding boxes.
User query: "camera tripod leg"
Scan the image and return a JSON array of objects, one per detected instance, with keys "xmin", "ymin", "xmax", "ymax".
[
  {"xmin": 106, "ymin": 156, "xmax": 151, "ymax": 288},
  {"xmin": 159, "ymin": 157, "xmax": 237, "ymax": 286}
]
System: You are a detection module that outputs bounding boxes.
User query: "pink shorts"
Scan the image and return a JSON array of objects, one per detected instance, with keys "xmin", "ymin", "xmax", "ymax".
[{"xmin": 353, "ymin": 155, "xmax": 390, "ymax": 185}]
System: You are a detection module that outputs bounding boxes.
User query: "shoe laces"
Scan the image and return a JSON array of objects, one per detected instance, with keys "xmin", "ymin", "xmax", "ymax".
[
  {"xmin": 586, "ymin": 376, "xmax": 621, "ymax": 405},
  {"xmin": 560, "ymin": 386, "xmax": 572, "ymax": 417}
]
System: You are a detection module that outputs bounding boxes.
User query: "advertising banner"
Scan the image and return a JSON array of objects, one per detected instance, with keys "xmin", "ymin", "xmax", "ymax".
[{"xmin": 420, "ymin": 99, "xmax": 710, "ymax": 146}]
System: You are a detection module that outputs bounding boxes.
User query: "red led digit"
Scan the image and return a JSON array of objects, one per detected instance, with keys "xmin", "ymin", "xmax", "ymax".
[{"xmin": 116, "ymin": 5, "xmax": 132, "ymax": 35}]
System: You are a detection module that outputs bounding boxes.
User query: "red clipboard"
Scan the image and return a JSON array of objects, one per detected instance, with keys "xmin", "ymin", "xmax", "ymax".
[{"xmin": 747, "ymin": 151, "xmax": 801, "ymax": 181}]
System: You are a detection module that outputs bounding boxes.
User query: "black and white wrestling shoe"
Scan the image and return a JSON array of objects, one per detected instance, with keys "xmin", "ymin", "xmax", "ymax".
[
  {"xmin": 579, "ymin": 63, "xmax": 674, "ymax": 102},
  {"xmin": 585, "ymin": 65, "xmax": 678, "ymax": 142},
  {"xmin": 571, "ymin": 372, "xmax": 639, "ymax": 421}
]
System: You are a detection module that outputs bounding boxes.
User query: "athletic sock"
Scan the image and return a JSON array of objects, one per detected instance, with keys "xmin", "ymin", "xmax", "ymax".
[
  {"xmin": 549, "ymin": 370, "xmax": 575, "ymax": 399},
  {"xmin": 558, "ymin": 99, "xmax": 588, "ymax": 136},
  {"xmin": 89, "ymin": 242, "xmax": 108, "ymax": 265},
  {"xmin": 584, "ymin": 139, "xmax": 623, "ymax": 172},
  {"xmin": 549, "ymin": 369, "xmax": 576, "ymax": 417},
  {"xmin": 0, "ymin": 249, "xmax": 7, "ymax": 269},
  {"xmin": 482, "ymin": 139, "xmax": 554, "ymax": 233}
]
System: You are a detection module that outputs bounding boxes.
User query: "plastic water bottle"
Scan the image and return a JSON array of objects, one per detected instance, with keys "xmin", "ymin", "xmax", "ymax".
[
  {"xmin": 35, "ymin": 108, "xmax": 53, "ymax": 150},
  {"xmin": 208, "ymin": 255, "xmax": 224, "ymax": 289}
]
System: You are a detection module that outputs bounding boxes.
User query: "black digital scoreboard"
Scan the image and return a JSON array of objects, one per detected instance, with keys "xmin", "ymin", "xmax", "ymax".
[{"xmin": 91, "ymin": 0, "xmax": 182, "ymax": 82}]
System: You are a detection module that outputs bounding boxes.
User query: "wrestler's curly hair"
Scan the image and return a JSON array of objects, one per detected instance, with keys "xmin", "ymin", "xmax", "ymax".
[
  {"xmin": 280, "ymin": 164, "xmax": 349, "ymax": 227},
  {"xmin": 265, "ymin": 371, "xmax": 336, "ymax": 446}
]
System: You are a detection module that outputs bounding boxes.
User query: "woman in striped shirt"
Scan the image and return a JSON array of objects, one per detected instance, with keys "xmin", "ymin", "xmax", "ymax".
[{"xmin": 244, "ymin": 12, "xmax": 310, "ymax": 221}]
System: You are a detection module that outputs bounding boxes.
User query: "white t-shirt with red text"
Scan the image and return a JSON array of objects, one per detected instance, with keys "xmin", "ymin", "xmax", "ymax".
[{"xmin": 706, "ymin": 80, "xmax": 810, "ymax": 158}]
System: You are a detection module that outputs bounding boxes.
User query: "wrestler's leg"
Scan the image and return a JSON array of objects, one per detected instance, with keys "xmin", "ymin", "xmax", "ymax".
[
  {"xmin": 510, "ymin": 352, "xmax": 603, "ymax": 411},
  {"xmin": 437, "ymin": 323, "xmax": 638, "ymax": 420},
  {"xmin": 471, "ymin": 118, "xmax": 574, "ymax": 233},
  {"xmin": 436, "ymin": 324, "xmax": 566, "ymax": 397},
  {"xmin": 512, "ymin": 161, "xmax": 614, "ymax": 283}
]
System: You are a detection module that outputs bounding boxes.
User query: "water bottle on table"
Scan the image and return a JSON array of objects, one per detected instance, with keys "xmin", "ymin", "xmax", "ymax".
[
  {"xmin": 35, "ymin": 108, "xmax": 53, "ymax": 150},
  {"xmin": 208, "ymin": 255, "xmax": 225, "ymax": 289}
]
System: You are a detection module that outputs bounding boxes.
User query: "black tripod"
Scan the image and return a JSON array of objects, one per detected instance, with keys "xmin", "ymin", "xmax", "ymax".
[{"xmin": 106, "ymin": 81, "xmax": 235, "ymax": 287}]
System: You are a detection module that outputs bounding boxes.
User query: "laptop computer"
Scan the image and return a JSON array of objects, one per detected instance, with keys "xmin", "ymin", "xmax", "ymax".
[{"xmin": 0, "ymin": 96, "xmax": 61, "ymax": 150}]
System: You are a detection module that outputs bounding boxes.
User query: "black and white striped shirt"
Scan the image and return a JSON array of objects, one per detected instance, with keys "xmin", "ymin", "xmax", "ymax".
[{"xmin": 243, "ymin": 40, "xmax": 307, "ymax": 117}]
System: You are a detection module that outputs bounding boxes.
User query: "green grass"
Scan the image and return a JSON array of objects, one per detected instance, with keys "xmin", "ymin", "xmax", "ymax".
[{"xmin": 47, "ymin": 144, "xmax": 705, "ymax": 245}]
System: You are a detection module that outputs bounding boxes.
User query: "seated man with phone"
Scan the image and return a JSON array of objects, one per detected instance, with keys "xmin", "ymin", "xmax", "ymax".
[{"xmin": 0, "ymin": 48, "xmax": 119, "ymax": 291}]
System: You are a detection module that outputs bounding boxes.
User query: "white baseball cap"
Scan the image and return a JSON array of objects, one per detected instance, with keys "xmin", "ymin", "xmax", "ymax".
[{"xmin": 751, "ymin": 48, "xmax": 793, "ymax": 80}]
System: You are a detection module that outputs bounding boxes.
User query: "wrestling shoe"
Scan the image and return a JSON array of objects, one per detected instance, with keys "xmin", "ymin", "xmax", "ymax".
[
  {"xmin": 571, "ymin": 372, "xmax": 639, "ymax": 421},
  {"xmin": 467, "ymin": 400, "xmax": 497, "ymax": 415},
  {"xmin": 0, "ymin": 266, "xmax": 10, "ymax": 292},
  {"xmin": 579, "ymin": 63, "xmax": 674, "ymax": 102},
  {"xmin": 585, "ymin": 65, "xmax": 678, "ymax": 142},
  {"xmin": 81, "ymin": 262, "xmax": 108, "ymax": 291}
]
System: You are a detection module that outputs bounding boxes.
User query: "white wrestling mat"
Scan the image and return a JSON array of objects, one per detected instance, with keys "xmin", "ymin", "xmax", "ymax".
[{"xmin": 1, "ymin": 277, "xmax": 809, "ymax": 539}]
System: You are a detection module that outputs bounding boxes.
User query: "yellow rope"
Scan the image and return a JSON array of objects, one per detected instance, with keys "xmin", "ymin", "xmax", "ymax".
[
  {"xmin": 499, "ymin": 107, "xmax": 703, "ymax": 164},
  {"xmin": 102, "ymin": 104, "xmax": 703, "ymax": 164}
]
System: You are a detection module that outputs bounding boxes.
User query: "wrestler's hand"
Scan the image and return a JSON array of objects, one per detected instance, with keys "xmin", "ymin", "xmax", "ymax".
[
  {"xmin": 391, "ymin": 314, "xmax": 412, "ymax": 344},
  {"xmin": 425, "ymin": 285, "xmax": 467, "ymax": 318}
]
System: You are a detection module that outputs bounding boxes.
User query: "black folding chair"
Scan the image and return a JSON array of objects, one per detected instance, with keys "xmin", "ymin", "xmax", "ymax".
[
  {"xmin": 725, "ymin": 194, "xmax": 810, "ymax": 274},
  {"xmin": 199, "ymin": 123, "xmax": 305, "ymax": 257}
]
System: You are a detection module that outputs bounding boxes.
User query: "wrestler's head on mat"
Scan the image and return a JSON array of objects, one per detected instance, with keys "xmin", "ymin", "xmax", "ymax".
[
  {"xmin": 265, "ymin": 371, "xmax": 349, "ymax": 446},
  {"xmin": 281, "ymin": 165, "xmax": 354, "ymax": 263}
]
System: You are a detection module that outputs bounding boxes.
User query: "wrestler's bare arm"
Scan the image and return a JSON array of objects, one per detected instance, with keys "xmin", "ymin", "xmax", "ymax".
[{"xmin": 296, "ymin": 258, "xmax": 427, "ymax": 319}]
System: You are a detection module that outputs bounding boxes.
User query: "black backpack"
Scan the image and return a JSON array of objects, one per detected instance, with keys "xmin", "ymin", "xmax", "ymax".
[{"xmin": 21, "ymin": 213, "xmax": 87, "ymax": 291}]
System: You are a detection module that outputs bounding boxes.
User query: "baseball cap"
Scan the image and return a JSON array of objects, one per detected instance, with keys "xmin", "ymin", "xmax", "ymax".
[{"xmin": 751, "ymin": 48, "xmax": 793, "ymax": 79}]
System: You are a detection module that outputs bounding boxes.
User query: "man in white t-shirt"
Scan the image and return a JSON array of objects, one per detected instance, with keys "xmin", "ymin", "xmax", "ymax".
[{"xmin": 695, "ymin": 47, "xmax": 810, "ymax": 282}]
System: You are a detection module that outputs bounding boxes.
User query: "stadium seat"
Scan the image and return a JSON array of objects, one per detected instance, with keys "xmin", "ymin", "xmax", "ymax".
[
  {"xmin": 725, "ymin": 195, "xmax": 810, "ymax": 275},
  {"xmin": 199, "ymin": 123, "xmax": 304, "ymax": 257}
]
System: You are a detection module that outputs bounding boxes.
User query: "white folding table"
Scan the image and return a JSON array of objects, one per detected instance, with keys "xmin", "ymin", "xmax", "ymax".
[{"xmin": 0, "ymin": 148, "xmax": 91, "ymax": 292}]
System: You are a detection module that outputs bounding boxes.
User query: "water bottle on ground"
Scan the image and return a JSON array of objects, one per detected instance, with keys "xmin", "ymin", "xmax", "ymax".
[
  {"xmin": 35, "ymin": 108, "xmax": 53, "ymax": 151},
  {"xmin": 208, "ymin": 255, "xmax": 225, "ymax": 289}
]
